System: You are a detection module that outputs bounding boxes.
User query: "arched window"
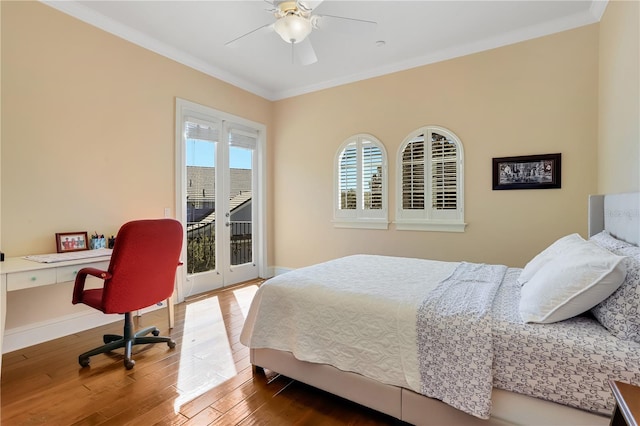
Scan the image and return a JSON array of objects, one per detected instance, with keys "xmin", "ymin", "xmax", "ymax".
[
  {"xmin": 396, "ymin": 126, "xmax": 466, "ymax": 232},
  {"xmin": 334, "ymin": 134, "xmax": 388, "ymax": 229}
]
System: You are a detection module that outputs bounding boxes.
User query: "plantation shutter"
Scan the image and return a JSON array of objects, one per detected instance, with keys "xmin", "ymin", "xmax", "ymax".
[
  {"xmin": 402, "ymin": 135, "xmax": 425, "ymax": 210},
  {"xmin": 396, "ymin": 126, "xmax": 464, "ymax": 231},
  {"xmin": 362, "ymin": 141, "xmax": 383, "ymax": 210},
  {"xmin": 431, "ymin": 132, "xmax": 458, "ymax": 210},
  {"xmin": 334, "ymin": 134, "xmax": 388, "ymax": 229},
  {"xmin": 339, "ymin": 142, "xmax": 357, "ymax": 210}
]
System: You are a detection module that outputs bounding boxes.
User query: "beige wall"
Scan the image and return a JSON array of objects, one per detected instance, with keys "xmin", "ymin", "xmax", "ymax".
[
  {"xmin": 272, "ymin": 25, "xmax": 599, "ymax": 270},
  {"xmin": 1, "ymin": 0, "xmax": 636, "ymax": 338},
  {"xmin": 1, "ymin": 2, "xmax": 272, "ymax": 329},
  {"xmin": 598, "ymin": 0, "xmax": 640, "ymax": 193}
]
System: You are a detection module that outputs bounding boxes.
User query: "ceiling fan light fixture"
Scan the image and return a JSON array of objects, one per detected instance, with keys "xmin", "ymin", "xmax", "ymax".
[{"xmin": 274, "ymin": 14, "xmax": 312, "ymax": 44}]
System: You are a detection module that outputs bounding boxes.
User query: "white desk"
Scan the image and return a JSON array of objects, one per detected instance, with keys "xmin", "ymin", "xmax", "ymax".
[{"xmin": 0, "ymin": 254, "xmax": 175, "ymax": 372}]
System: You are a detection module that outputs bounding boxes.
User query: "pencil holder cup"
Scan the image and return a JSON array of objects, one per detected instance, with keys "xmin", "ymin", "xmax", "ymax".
[{"xmin": 90, "ymin": 237, "xmax": 106, "ymax": 250}]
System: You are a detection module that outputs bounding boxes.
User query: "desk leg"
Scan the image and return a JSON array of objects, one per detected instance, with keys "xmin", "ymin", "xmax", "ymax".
[
  {"xmin": 1, "ymin": 273, "xmax": 6, "ymax": 373},
  {"xmin": 167, "ymin": 295, "xmax": 175, "ymax": 329}
]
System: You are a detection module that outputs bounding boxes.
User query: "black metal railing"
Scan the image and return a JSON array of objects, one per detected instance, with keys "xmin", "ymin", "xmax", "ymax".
[
  {"xmin": 230, "ymin": 221, "xmax": 252, "ymax": 266},
  {"xmin": 186, "ymin": 221, "xmax": 252, "ymax": 273}
]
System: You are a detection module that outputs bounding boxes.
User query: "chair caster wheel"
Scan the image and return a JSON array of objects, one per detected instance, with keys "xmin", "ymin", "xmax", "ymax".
[
  {"xmin": 79, "ymin": 357, "xmax": 90, "ymax": 367},
  {"xmin": 168, "ymin": 340, "xmax": 176, "ymax": 349},
  {"xmin": 152, "ymin": 329, "xmax": 160, "ymax": 336},
  {"xmin": 124, "ymin": 359, "xmax": 135, "ymax": 370}
]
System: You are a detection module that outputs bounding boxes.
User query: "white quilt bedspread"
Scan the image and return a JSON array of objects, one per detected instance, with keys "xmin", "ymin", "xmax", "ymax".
[
  {"xmin": 241, "ymin": 254, "xmax": 640, "ymax": 419},
  {"xmin": 240, "ymin": 254, "xmax": 457, "ymax": 392}
]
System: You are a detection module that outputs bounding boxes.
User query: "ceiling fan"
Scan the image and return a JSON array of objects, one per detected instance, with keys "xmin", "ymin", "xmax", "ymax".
[{"xmin": 225, "ymin": 0, "xmax": 377, "ymax": 66}]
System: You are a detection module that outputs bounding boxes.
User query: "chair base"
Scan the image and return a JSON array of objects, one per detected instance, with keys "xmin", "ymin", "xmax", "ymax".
[{"xmin": 78, "ymin": 312, "xmax": 176, "ymax": 370}]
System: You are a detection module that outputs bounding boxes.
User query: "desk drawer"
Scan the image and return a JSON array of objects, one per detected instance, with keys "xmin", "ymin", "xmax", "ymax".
[
  {"xmin": 57, "ymin": 261, "xmax": 109, "ymax": 283},
  {"xmin": 7, "ymin": 269, "xmax": 57, "ymax": 291}
]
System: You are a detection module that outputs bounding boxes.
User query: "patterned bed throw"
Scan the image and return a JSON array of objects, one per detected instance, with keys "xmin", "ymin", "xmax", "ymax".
[{"xmin": 417, "ymin": 262, "xmax": 507, "ymax": 419}]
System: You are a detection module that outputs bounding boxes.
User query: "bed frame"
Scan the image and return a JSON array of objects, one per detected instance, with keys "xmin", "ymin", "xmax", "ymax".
[{"xmin": 251, "ymin": 192, "xmax": 639, "ymax": 426}]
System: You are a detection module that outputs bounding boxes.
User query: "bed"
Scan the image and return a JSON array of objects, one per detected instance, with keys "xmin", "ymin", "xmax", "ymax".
[{"xmin": 240, "ymin": 192, "xmax": 640, "ymax": 425}]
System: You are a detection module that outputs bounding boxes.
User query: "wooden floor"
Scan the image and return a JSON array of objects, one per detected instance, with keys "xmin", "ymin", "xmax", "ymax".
[{"xmin": 1, "ymin": 280, "xmax": 400, "ymax": 425}]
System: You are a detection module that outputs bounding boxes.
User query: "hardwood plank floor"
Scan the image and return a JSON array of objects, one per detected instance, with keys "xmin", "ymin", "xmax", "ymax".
[{"xmin": 1, "ymin": 280, "xmax": 400, "ymax": 425}]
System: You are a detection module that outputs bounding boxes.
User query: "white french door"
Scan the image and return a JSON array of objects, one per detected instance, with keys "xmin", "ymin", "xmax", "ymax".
[{"xmin": 175, "ymin": 99, "xmax": 266, "ymax": 300}]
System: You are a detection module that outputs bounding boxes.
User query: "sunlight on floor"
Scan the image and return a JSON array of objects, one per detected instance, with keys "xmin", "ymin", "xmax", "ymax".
[
  {"xmin": 233, "ymin": 284, "xmax": 259, "ymax": 318},
  {"xmin": 174, "ymin": 296, "xmax": 235, "ymax": 410},
  {"xmin": 173, "ymin": 284, "xmax": 259, "ymax": 412}
]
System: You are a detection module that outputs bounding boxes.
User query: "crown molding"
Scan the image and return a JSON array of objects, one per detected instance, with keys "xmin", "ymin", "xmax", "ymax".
[
  {"xmin": 40, "ymin": 0, "xmax": 277, "ymax": 100},
  {"xmin": 272, "ymin": 4, "xmax": 604, "ymax": 100},
  {"xmin": 589, "ymin": 0, "xmax": 609, "ymax": 21},
  {"xmin": 40, "ymin": 0, "xmax": 606, "ymax": 102}
]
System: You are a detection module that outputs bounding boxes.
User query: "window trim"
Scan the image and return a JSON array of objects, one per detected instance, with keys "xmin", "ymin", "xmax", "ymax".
[
  {"xmin": 333, "ymin": 133, "xmax": 389, "ymax": 230},
  {"xmin": 394, "ymin": 125, "xmax": 466, "ymax": 232}
]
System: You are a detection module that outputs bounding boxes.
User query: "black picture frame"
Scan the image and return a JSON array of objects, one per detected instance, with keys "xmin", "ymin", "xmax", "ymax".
[{"xmin": 492, "ymin": 153, "xmax": 561, "ymax": 190}]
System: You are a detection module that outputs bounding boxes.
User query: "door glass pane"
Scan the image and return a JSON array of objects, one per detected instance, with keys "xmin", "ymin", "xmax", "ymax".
[
  {"xmin": 186, "ymin": 137, "xmax": 217, "ymax": 274},
  {"xmin": 229, "ymin": 145, "xmax": 252, "ymax": 266}
]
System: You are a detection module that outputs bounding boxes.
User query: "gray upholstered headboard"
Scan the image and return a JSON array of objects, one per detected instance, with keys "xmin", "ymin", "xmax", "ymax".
[{"xmin": 588, "ymin": 192, "xmax": 640, "ymax": 246}]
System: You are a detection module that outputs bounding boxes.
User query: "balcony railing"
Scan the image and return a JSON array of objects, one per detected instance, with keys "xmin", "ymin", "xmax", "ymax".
[
  {"xmin": 230, "ymin": 221, "xmax": 252, "ymax": 267},
  {"xmin": 186, "ymin": 221, "xmax": 252, "ymax": 274}
]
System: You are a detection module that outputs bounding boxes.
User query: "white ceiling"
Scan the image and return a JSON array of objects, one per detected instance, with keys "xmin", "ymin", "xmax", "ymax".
[{"xmin": 43, "ymin": 0, "xmax": 607, "ymax": 101}]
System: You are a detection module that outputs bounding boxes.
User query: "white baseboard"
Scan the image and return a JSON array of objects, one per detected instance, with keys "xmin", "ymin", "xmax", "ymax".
[
  {"xmin": 272, "ymin": 266, "xmax": 294, "ymax": 276},
  {"xmin": 261, "ymin": 265, "xmax": 290, "ymax": 279},
  {"xmin": 3, "ymin": 267, "xmax": 289, "ymax": 354},
  {"xmin": 263, "ymin": 266, "xmax": 275, "ymax": 278},
  {"xmin": 2, "ymin": 301, "xmax": 169, "ymax": 354}
]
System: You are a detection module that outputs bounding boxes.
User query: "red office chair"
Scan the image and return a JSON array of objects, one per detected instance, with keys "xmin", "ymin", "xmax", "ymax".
[{"xmin": 73, "ymin": 219, "xmax": 183, "ymax": 369}]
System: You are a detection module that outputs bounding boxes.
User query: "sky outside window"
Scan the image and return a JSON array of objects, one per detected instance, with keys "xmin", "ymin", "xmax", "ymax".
[{"xmin": 187, "ymin": 139, "xmax": 252, "ymax": 169}]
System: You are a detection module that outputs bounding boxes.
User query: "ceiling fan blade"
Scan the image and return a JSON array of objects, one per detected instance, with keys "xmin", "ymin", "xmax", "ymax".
[
  {"xmin": 313, "ymin": 14, "xmax": 377, "ymax": 35},
  {"xmin": 225, "ymin": 23, "xmax": 273, "ymax": 47},
  {"xmin": 293, "ymin": 38, "xmax": 317, "ymax": 66},
  {"xmin": 297, "ymin": 0, "xmax": 325, "ymax": 12},
  {"xmin": 262, "ymin": 0, "xmax": 278, "ymax": 14}
]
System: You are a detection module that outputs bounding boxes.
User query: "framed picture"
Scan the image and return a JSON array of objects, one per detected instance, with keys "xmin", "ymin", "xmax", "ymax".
[
  {"xmin": 492, "ymin": 153, "xmax": 561, "ymax": 190},
  {"xmin": 55, "ymin": 232, "xmax": 89, "ymax": 253}
]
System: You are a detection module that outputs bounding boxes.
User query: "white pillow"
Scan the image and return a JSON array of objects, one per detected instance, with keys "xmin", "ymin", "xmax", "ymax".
[
  {"xmin": 519, "ymin": 240, "xmax": 627, "ymax": 323},
  {"xmin": 517, "ymin": 233, "xmax": 585, "ymax": 285}
]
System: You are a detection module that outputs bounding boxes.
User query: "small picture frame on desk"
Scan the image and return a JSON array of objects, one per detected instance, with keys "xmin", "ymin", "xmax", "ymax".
[{"xmin": 55, "ymin": 231, "xmax": 89, "ymax": 253}]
